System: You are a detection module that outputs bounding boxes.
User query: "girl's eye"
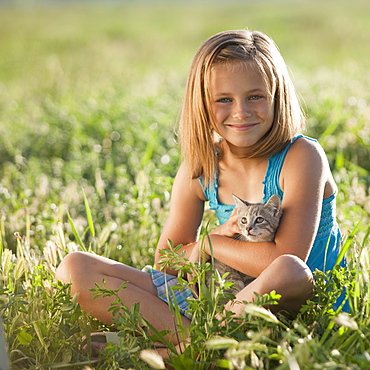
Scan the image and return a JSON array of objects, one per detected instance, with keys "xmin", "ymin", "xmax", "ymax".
[
  {"xmin": 241, "ymin": 217, "xmax": 248, "ymax": 224},
  {"xmin": 216, "ymin": 98, "xmax": 232, "ymax": 103},
  {"xmin": 249, "ymin": 95, "xmax": 262, "ymax": 100},
  {"xmin": 255, "ymin": 217, "xmax": 265, "ymax": 223}
]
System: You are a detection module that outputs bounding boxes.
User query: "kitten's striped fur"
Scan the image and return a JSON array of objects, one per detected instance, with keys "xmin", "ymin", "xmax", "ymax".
[{"xmin": 206, "ymin": 194, "xmax": 282, "ymax": 295}]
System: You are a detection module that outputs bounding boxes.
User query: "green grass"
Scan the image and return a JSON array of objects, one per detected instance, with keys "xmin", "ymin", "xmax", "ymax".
[{"xmin": 0, "ymin": 0, "xmax": 369, "ymax": 369}]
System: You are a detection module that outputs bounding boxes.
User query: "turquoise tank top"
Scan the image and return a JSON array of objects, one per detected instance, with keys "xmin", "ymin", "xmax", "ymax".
[{"xmin": 199, "ymin": 135, "xmax": 347, "ymax": 289}]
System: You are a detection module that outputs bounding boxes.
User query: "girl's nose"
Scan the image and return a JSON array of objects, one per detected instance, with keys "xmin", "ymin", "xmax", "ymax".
[{"xmin": 232, "ymin": 101, "xmax": 251, "ymax": 120}]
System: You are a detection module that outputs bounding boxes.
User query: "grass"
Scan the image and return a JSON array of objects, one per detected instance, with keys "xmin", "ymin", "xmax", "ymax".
[{"xmin": 0, "ymin": 0, "xmax": 369, "ymax": 368}]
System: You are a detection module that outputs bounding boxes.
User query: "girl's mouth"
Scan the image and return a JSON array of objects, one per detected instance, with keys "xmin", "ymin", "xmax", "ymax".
[{"xmin": 227, "ymin": 123, "xmax": 257, "ymax": 131}]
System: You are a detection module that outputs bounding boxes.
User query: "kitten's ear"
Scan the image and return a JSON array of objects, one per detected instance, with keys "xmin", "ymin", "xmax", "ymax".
[
  {"xmin": 232, "ymin": 194, "xmax": 247, "ymax": 209},
  {"xmin": 266, "ymin": 194, "xmax": 281, "ymax": 212}
]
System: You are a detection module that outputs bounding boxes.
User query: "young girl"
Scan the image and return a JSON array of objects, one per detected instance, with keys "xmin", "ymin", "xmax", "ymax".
[{"xmin": 56, "ymin": 29, "xmax": 346, "ymax": 351}]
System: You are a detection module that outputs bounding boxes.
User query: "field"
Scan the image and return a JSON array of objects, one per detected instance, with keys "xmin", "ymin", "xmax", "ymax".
[{"xmin": 0, "ymin": 0, "xmax": 370, "ymax": 369}]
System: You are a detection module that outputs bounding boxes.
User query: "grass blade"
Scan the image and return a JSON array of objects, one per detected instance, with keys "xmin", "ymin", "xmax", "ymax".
[
  {"xmin": 334, "ymin": 220, "xmax": 362, "ymax": 268},
  {"xmin": 67, "ymin": 211, "xmax": 86, "ymax": 251},
  {"xmin": 82, "ymin": 188, "xmax": 95, "ymax": 237}
]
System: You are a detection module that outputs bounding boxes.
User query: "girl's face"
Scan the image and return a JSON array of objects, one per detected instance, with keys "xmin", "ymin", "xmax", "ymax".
[{"xmin": 209, "ymin": 62, "xmax": 275, "ymax": 153}]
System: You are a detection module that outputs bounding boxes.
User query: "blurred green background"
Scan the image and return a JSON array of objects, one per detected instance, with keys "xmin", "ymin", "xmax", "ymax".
[
  {"xmin": 0, "ymin": 3, "xmax": 369, "ymax": 368},
  {"xmin": 0, "ymin": 0, "xmax": 369, "ymax": 257}
]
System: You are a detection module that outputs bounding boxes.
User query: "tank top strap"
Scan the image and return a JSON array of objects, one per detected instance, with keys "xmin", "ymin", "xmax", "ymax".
[
  {"xmin": 198, "ymin": 176, "xmax": 218, "ymax": 209},
  {"xmin": 262, "ymin": 135, "xmax": 316, "ymax": 202},
  {"xmin": 198, "ymin": 175, "xmax": 235, "ymax": 225}
]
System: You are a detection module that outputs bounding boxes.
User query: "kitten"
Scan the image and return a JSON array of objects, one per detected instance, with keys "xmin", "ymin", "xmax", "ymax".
[{"xmin": 205, "ymin": 194, "xmax": 282, "ymax": 295}]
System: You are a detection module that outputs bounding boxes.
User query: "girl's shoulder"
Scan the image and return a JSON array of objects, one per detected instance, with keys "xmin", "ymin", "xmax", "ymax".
[
  {"xmin": 284, "ymin": 135, "xmax": 329, "ymax": 174},
  {"xmin": 288, "ymin": 135, "xmax": 326, "ymax": 160},
  {"xmin": 174, "ymin": 162, "xmax": 207, "ymax": 202},
  {"xmin": 269, "ymin": 135, "xmax": 326, "ymax": 175}
]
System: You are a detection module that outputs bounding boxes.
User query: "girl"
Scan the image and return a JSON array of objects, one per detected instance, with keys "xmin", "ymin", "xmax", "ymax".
[{"xmin": 56, "ymin": 29, "xmax": 345, "ymax": 352}]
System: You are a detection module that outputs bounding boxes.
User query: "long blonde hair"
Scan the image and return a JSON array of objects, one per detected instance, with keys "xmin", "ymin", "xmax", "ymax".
[{"xmin": 179, "ymin": 29, "xmax": 305, "ymax": 186}]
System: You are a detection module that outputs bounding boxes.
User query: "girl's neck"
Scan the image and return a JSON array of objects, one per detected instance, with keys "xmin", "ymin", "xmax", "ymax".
[
  {"xmin": 217, "ymin": 151, "xmax": 269, "ymax": 204},
  {"xmin": 218, "ymin": 140, "xmax": 269, "ymax": 168}
]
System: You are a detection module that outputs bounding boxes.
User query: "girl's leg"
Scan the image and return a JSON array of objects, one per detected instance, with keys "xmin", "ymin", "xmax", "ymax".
[
  {"xmin": 55, "ymin": 252, "xmax": 190, "ymax": 345},
  {"xmin": 225, "ymin": 254, "xmax": 314, "ymax": 316}
]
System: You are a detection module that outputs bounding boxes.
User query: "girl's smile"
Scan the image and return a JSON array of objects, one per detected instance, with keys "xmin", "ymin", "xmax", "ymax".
[
  {"xmin": 225, "ymin": 123, "xmax": 257, "ymax": 131},
  {"xmin": 210, "ymin": 62, "xmax": 275, "ymax": 151}
]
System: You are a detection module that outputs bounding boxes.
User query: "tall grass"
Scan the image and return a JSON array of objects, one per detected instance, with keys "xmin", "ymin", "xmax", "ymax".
[{"xmin": 0, "ymin": 0, "xmax": 369, "ymax": 368}]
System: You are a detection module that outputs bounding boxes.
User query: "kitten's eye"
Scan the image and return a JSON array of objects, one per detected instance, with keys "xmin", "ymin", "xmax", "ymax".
[
  {"xmin": 241, "ymin": 217, "xmax": 248, "ymax": 224},
  {"xmin": 255, "ymin": 217, "xmax": 265, "ymax": 224}
]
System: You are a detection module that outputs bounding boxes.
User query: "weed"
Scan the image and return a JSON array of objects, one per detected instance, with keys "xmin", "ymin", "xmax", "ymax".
[{"xmin": 0, "ymin": 1, "xmax": 369, "ymax": 368}]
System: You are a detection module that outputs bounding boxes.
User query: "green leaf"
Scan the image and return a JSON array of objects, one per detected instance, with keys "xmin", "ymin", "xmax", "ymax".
[
  {"xmin": 67, "ymin": 211, "xmax": 86, "ymax": 251},
  {"xmin": 82, "ymin": 188, "xmax": 95, "ymax": 237},
  {"xmin": 33, "ymin": 322, "xmax": 48, "ymax": 353},
  {"xmin": 244, "ymin": 304, "xmax": 280, "ymax": 324},
  {"xmin": 216, "ymin": 359, "xmax": 234, "ymax": 369},
  {"xmin": 205, "ymin": 336, "xmax": 238, "ymax": 350},
  {"xmin": 334, "ymin": 219, "xmax": 362, "ymax": 268},
  {"xmin": 17, "ymin": 331, "xmax": 33, "ymax": 346},
  {"xmin": 169, "ymin": 353, "xmax": 196, "ymax": 370}
]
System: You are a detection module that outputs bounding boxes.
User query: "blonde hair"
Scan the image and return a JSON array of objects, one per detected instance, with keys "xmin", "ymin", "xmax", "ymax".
[{"xmin": 179, "ymin": 29, "xmax": 305, "ymax": 186}]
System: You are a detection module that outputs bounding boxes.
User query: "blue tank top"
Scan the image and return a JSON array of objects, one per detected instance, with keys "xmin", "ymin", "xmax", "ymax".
[{"xmin": 199, "ymin": 135, "xmax": 345, "ymax": 275}]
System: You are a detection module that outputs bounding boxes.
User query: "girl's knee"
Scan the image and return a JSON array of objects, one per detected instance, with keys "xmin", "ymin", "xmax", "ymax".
[
  {"xmin": 275, "ymin": 254, "xmax": 314, "ymax": 296},
  {"xmin": 55, "ymin": 251, "xmax": 90, "ymax": 284},
  {"xmin": 272, "ymin": 254, "xmax": 312, "ymax": 280},
  {"xmin": 261, "ymin": 254, "xmax": 314, "ymax": 298},
  {"xmin": 55, "ymin": 251, "xmax": 98, "ymax": 304}
]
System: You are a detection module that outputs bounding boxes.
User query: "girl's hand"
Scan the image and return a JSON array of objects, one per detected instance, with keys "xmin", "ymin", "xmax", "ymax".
[{"xmin": 210, "ymin": 208, "xmax": 240, "ymax": 238}]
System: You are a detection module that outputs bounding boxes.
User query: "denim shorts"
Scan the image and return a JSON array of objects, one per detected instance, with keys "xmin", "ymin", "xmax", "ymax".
[{"xmin": 145, "ymin": 267, "xmax": 194, "ymax": 320}]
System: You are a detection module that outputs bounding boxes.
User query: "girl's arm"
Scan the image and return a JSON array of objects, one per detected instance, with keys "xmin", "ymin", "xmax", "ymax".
[
  {"xmin": 201, "ymin": 138, "xmax": 331, "ymax": 277},
  {"xmin": 154, "ymin": 162, "xmax": 205, "ymax": 275}
]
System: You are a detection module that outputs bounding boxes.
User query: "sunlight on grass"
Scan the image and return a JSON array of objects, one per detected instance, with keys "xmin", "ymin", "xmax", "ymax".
[{"xmin": 0, "ymin": 0, "xmax": 369, "ymax": 369}]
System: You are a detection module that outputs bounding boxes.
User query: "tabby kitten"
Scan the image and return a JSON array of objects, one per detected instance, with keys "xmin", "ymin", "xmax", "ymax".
[{"xmin": 205, "ymin": 194, "xmax": 282, "ymax": 294}]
